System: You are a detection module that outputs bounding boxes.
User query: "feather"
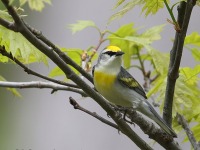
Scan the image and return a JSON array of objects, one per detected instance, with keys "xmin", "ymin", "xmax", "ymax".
[{"xmin": 118, "ymin": 67, "xmax": 147, "ymax": 99}]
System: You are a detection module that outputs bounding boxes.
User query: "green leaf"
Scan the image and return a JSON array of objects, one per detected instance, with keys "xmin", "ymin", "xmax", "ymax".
[
  {"xmin": 147, "ymin": 48, "xmax": 169, "ymax": 74},
  {"xmin": 142, "ymin": 0, "xmax": 166, "ymax": 16},
  {"xmin": 109, "ymin": 0, "xmax": 166, "ymax": 23},
  {"xmin": 109, "ymin": 0, "xmax": 143, "ymax": 23},
  {"xmin": 191, "ymin": 48, "xmax": 200, "ymax": 61},
  {"xmin": 0, "ymin": 26, "xmax": 47, "ymax": 64},
  {"xmin": 113, "ymin": 0, "xmax": 126, "ymax": 9},
  {"xmin": 146, "ymin": 75, "xmax": 164, "ymax": 98},
  {"xmin": 0, "ymin": 75, "xmax": 21, "ymax": 97},
  {"xmin": 0, "ymin": 54, "xmax": 8, "ymax": 62},
  {"xmin": 141, "ymin": 24, "xmax": 165, "ymax": 42},
  {"xmin": 49, "ymin": 48, "xmax": 83, "ymax": 78},
  {"xmin": 19, "ymin": 0, "xmax": 51, "ymax": 11},
  {"xmin": 109, "ymin": 24, "xmax": 164, "ymax": 48},
  {"xmin": 184, "ymin": 32, "xmax": 200, "ymax": 47},
  {"xmin": 49, "ymin": 66, "xmax": 65, "ymax": 78},
  {"xmin": 68, "ymin": 20, "xmax": 97, "ymax": 34},
  {"xmin": 184, "ymin": 32, "xmax": 200, "ymax": 62},
  {"xmin": 108, "ymin": 23, "xmax": 137, "ymax": 68},
  {"xmin": 0, "ymin": 10, "xmax": 13, "ymax": 21},
  {"xmin": 180, "ymin": 65, "xmax": 200, "ymax": 85},
  {"xmin": 7, "ymin": 88, "xmax": 22, "ymax": 97}
]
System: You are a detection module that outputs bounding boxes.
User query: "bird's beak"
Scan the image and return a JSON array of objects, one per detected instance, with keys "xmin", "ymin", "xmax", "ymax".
[{"xmin": 115, "ymin": 51, "xmax": 124, "ymax": 56}]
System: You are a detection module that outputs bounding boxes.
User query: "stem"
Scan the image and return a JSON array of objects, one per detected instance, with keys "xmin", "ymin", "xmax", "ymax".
[
  {"xmin": 164, "ymin": 0, "xmax": 180, "ymax": 31},
  {"xmin": 69, "ymin": 97, "xmax": 118, "ymax": 129},
  {"xmin": 163, "ymin": 0, "xmax": 196, "ymax": 126},
  {"xmin": 177, "ymin": 114, "xmax": 200, "ymax": 150},
  {"xmin": 136, "ymin": 47, "xmax": 146, "ymax": 76}
]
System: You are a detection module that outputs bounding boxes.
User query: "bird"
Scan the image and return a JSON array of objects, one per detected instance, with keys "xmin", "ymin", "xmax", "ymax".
[{"xmin": 92, "ymin": 45, "xmax": 177, "ymax": 137}]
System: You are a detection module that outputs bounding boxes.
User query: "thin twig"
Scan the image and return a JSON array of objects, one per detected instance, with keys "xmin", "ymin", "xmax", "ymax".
[
  {"xmin": 163, "ymin": 0, "xmax": 196, "ymax": 126},
  {"xmin": 0, "ymin": 46, "xmax": 79, "ymax": 88},
  {"xmin": 0, "ymin": 81, "xmax": 87, "ymax": 96},
  {"xmin": 177, "ymin": 114, "xmax": 200, "ymax": 150},
  {"xmin": 136, "ymin": 46, "xmax": 146, "ymax": 76},
  {"xmin": 69, "ymin": 97, "xmax": 118, "ymax": 129}
]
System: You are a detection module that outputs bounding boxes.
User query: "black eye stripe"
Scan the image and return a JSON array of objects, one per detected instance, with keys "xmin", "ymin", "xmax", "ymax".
[{"xmin": 104, "ymin": 51, "xmax": 116, "ymax": 56}]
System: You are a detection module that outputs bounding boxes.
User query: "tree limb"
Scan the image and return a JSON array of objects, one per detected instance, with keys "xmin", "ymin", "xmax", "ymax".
[
  {"xmin": 69, "ymin": 97, "xmax": 118, "ymax": 129},
  {"xmin": 0, "ymin": 81, "xmax": 87, "ymax": 96},
  {"xmin": 23, "ymin": 22, "xmax": 94, "ymax": 83},
  {"xmin": 0, "ymin": 1, "xmax": 153, "ymax": 149},
  {"xmin": 0, "ymin": 45, "xmax": 79, "ymax": 88},
  {"xmin": 127, "ymin": 110, "xmax": 181, "ymax": 150},
  {"xmin": 163, "ymin": 0, "xmax": 196, "ymax": 126},
  {"xmin": 177, "ymin": 114, "xmax": 200, "ymax": 150}
]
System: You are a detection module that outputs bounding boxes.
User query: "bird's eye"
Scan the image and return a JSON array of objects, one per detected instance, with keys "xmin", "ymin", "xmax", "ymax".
[{"xmin": 104, "ymin": 51, "xmax": 116, "ymax": 56}]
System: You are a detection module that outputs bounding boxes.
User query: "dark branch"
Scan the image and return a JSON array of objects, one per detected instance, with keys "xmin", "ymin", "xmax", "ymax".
[
  {"xmin": 127, "ymin": 110, "xmax": 181, "ymax": 150},
  {"xmin": 69, "ymin": 97, "xmax": 118, "ymax": 130},
  {"xmin": 163, "ymin": 0, "xmax": 196, "ymax": 126},
  {"xmin": 0, "ymin": 17, "xmax": 18, "ymax": 31},
  {"xmin": 177, "ymin": 114, "xmax": 200, "ymax": 150},
  {"xmin": 0, "ymin": 46, "xmax": 79, "ymax": 88}
]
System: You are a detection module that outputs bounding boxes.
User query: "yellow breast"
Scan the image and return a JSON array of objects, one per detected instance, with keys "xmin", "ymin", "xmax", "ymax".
[{"xmin": 94, "ymin": 71, "xmax": 116, "ymax": 92}]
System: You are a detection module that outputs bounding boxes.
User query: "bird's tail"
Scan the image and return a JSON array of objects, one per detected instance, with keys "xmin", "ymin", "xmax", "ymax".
[{"xmin": 138, "ymin": 101, "xmax": 177, "ymax": 138}]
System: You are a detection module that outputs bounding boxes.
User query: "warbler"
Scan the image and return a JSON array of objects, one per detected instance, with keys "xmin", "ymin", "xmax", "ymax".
[{"xmin": 93, "ymin": 45, "xmax": 177, "ymax": 137}]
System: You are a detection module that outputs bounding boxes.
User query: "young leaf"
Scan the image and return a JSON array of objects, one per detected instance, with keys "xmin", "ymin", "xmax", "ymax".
[
  {"xmin": 141, "ymin": 24, "xmax": 165, "ymax": 42},
  {"xmin": 180, "ymin": 65, "xmax": 200, "ymax": 85},
  {"xmin": 147, "ymin": 48, "xmax": 169, "ymax": 75},
  {"xmin": 0, "ymin": 75, "xmax": 21, "ymax": 97},
  {"xmin": 112, "ymin": 0, "xmax": 126, "ymax": 9},
  {"xmin": 184, "ymin": 32, "xmax": 200, "ymax": 47},
  {"xmin": 142, "ymin": 0, "xmax": 165, "ymax": 16},
  {"xmin": 19, "ymin": 0, "xmax": 51, "ymax": 11},
  {"xmin": 49, "ymin": 48, "xmax": 84, "ymax": 78},
  {"xmin": 184, "ymin": 32, "xmax": 200, "ymax": 62},
  {"xmin": 68, "ymin": 20, "xmax": 97, "ymax": 34},
  {"xmin": 109, "ymin": 24, "xmax": 165, "ymax": 48},
  {"xmin": 0, "ymin": 26, "xmax": 47, "ymax": 64},
  {"xmin": 109, "ymin": 0, "xmax": 143, "ymax": 23},
  {"xmin": 0, "ymin": 10, "xmax": 13, "ymax": 21},
  {"xmin": 0, "ymin": 55, "xmax": 8, "ymax": 62},
  {"xmin": 191, "ymin": 48, "xmax": 200, "ymax": 61},
  {"xmin": 49, "ymin": 66, "xmax": 65, "ymax": 78},
  {"xmin": 108, "ymin": 23, "xmax": 137, "ymax": 68}
]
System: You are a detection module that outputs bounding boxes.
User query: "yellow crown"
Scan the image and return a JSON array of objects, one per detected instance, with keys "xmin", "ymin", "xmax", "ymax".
[{"xmin": 106, "ymin": 45, "xmax": 121, "ymax": 52}]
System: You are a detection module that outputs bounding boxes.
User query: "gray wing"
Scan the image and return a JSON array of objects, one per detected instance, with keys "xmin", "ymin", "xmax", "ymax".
[{"xmin": 118, "ymin": 67, "xmax": 147, "ymax": 99}]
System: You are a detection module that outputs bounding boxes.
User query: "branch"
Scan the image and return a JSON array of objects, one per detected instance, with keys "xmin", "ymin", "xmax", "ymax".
[
  {"xmin": 127, "ymin": 110, "xmax": 181, "ymax": 150},
  {"xmin": 163, "ymin": 0, "xmax": 196, "ymax": 126},
  {"xmin": 177, "ymin": 114, "xmax": 200, "ymax": 150},
  {"xmin": 0, "ymin": 1, "xmax": 153, "ymax": 149},
  {"xmin": 0, "ymin": 45, "xmax": 79, "ymax": 89},
  {"xmin": 0, "ymin": 16, "xmax": 18, "ymax": 31},
  {"xmin": 136, "ymin": 46, "xmax": 146, "ymax": 76},
  {"xmin": 0, "ymin": 81, "xmax": 87, "ymax": 96},
  {"xmin": 69, "ymin": 97, "xmax": 118, "ymax": 130},
  {"xmin": 24, "ymin": 22, "xmax": 94, "ymax": 83}
]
